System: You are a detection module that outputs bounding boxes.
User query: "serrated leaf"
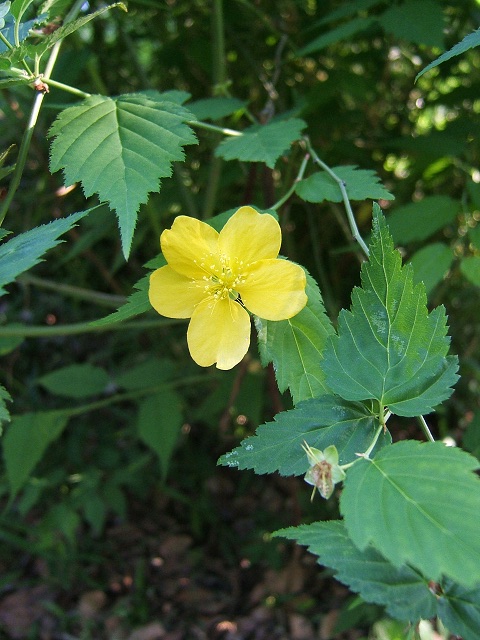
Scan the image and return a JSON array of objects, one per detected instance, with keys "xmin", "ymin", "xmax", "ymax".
[
  {"xmin": 416, "ymin": 27, "xmax": 480, "ymax": 81},
  {"xmin": 137, "ymin": 390, "xmax": 183, "ymax": 480},
  {"xmin": 322, "ymin": 205, "xmax": 459, "ymax": 416},
  {"xmin": 255, "ymin": 272, "xmax": 334, "ymax": 403},
  {"xmin": 218, "ymin": 395, "xmax": 390, "ymax": 477},
  {"xmin": 460, "ymin": 255, "xmax": 480, "ymax": 287},
  {"xmin": 275, "ymin": 521, "xmax": 437, "ymax": 621},
  {"xmin": 38, "ymin": 363, "xmax": 110, "ymax": 398},
  {"xmin": 437, "ymin": 579, "xmax": 480, "ymax": 640},
  {"xmin": 0, "ymin": 208, "xmax": 90, "ymax": 295},
  {"xmin": 27, "ymin": 3, "xmax": 127, "ymax": 59},
  {"xmin": 386, "ymin": 196, "xmax": 459, "ymax": 244},
  {"xmin": 298, "ymin": 17, "xmax": 376, "ymax": 56},
  {"xmin": 215, "ymin": 118, "xmax": 306, "ymax": 169},
  {"xmin": 341, "ymin": 440, "xmax": 480, "ymax": 587},
  {"xmin": 379, "ymin": 0, "xmax": 444, "ymax": 48},
  {"xmin": 409, "ymin": 243, "xmax": 454, "ymax": 296},
  {"xmin": 0, "ymin": 16, "xmax": 40, "ymax": 53},
  {"xmin": 3, "ymin": 410, "xmax": 69, "ymax": 497},
  {"xmin": 48, "ymin": 93, "xmax": 197, "ymax": 258},
  {"xmin": 295, "ymin": 166, "xmax": 394, "ymax": 203},
  {"xmin": 188, "ymin": 97, "xmax": 247, "ymax": 121}
]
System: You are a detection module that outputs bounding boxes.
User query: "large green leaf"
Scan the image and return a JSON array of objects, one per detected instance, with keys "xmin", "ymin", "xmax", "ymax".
[
  {"xmin": 295, "ymin": 166, "xmax": 394, "ymax": 204},
  {"xmin": 340, "ymin": 440, "xmax": 480, "ymax": 588},
  {"xmin": 215, "ymin": 118, "xmax": 306, "ymax": 169},
  {"xmin": 378, "ymin": 0, "xmax": 444, "ymax": 48},
  {"xmin": 386, "ymin": 196, "xmax": 459, "ymax": 244},
  {"xmin": 218, "ymin": 395, "xmax": 390, "ymax": 477},
  {"xmin": 38, "ymin": 363, "xmax": 110, "ymax": 398},
  {"xmin": 48, "ymin": 93, "xmax": 197, "ymax": 258},
  {"xmin": 254, "ymin": 272, "xmax": 334, "ymax": 404},
  {"xmin": 275, "ymin": 521, "xmax": 437, "ymax": 622},
  {"xmin": 437, "ymin": 579, "xmax": 480, "ymax": 640},
  {"xmin": 3, "ymin": 410, "xmax": 69, "ymax": 497},
  {"xmin": 416, "ymin": 27, "xmax": 480, "ymax": 80},
  {"xmin": 0, "ymin": 209, "xmax": 90, "ymax": 295},
  {"xmin": 322, "ymin": 205, "xmax": 459, "ymax": 416},
  {"xmin": 137, "ymin": 390, "xmax": 183, "ymax": 480}
]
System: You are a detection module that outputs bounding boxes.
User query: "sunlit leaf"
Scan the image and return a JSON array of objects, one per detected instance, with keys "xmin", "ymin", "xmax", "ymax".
[
  {"xmin": 341, "ymin": 440, "xmax": 480, "ymax": 588},
  {"xmin": 322, "ymin": 205, "xmax": 459, "ymax": 416},
  {"xmin": 48, "ymin": 93, "xmax": 197, "ymax": 258},
  {"xmin": 416, "ymin": 27, "xmax": 480, "ymax": 80}
]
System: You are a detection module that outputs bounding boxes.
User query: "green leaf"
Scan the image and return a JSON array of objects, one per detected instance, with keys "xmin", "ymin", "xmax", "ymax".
[
  {"xmin": 378, "ymin": 0, "xmax": 444, "ymax": 48},
  {"xmin": 322, "ymin": 205, "xmax": 459, "ymax": 416},
  {"xmin": 10, "ymin": 0, "xmax": 35, "ymax": 21},
  {"xmin": 295, "ymin": 166, "xmax": 394, "ymax": 204},
  {"xmin": 3, "ymin": 410, "xmax": 69, "ymax": 497},
  {"xmin": 38, "ymin": 363, "xmax": 110, "ymax": 398},
  {"xmin": 137, "ymin": 390, "xmax": 183, "ymax": 480},
  {"xmin": 275, "ymin": 521, "xmax": 437, "ymax": 622},
  {"xmin": 438, "ymin": 579, "xmax": 480, "ymax": 640},
  {"xmin": 298, "ymin": 17, "xmax": 377, "ymax": 56},
  {"xmin": 409, "ymin": 243, "xmax": 454, "ymax": 296},
  {"xmin": 255, "ymin": 271, "xmax": 334, "ymax": 404},
  {"xmin": 26, "ymin": 3, "xmax": 127, "ymax": 60},
  {"xmin": 0, "ymin": 208, "xmax": 90, "ymax": 295},
  {"xmin": 386, "ymin": 196, "xmax": 459, "ymax": 244},
  {"xmin": 468, "ymin": 224, "xmax": 480, "ymax": 251},
  {"xmin": 416, "ymin": 27, "xmax": 480, "ymax": 81},
  {"xmin": 0, "ymin": 383, "xmax": 11, "ymax": 427},
  {"xmin": 312, "ymin": 0, "xmax": 383, "ymax": 28},
  {"xmin": 460, "ymin": 255, "xmax": 480, "ymax": 287},
  {"xmin": 115, "ymin": 356, "xmax": 175, "ymax": 390},
  {"xmin": 215, "ymin": 118, "xmax": 306, "ymax": 169},
  {"xmin": 340, "ymin": 440, "xmax": 480, "ymax": 587},
  {"xmin": 188, "ymin": 97, "xmax": 247, "ymax": 121},
  {"xmin": 48, "ymin": 93, "xmax": 197, "ymax": 258},
  {"xmin": 218, "ymin": 395, "xmax": 390, "ymax": 477}
]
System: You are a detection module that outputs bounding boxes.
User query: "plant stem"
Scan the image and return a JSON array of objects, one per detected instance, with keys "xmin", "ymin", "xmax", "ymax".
[
  {"xmin": 305, "ymin": 139, "xmax": 370, "ymax": 258},
  {"xmin": 42, "ymin": 77, "xmax": 91, "ymax": 99},
  {"xmin": 188, "ymin": 120, "xmax": 242, "ymax": 137},
  {"xmin": 0, "ymin": 318, "xmax": 185, "ymax": 338},
  {"xmin": 418, "ymin": 415, "xmax": 436, "ymax": 442},
  {"xmin": 271, "ymin": 153, "xmax": 310, "ymax": 210}
]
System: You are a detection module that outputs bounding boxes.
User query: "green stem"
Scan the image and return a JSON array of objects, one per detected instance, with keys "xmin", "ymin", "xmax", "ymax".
[
  {"xmin": 271, "ymin": 153, "xmax": 310, "ymax": 210},
  {"xmin": 41, "ymin": 77, "xmax": 91, "ymax": 99},
  {"xmin": 188, "ymin": 120, "xmax": 242, "ymax": 137},
  {"xmin": 0, "ymin": 318, "xmax": 185, "ymax": 338},
  {"xmin": 418, "ymin": 415, "xmax": 435, "ymax": 442},
  {"xmin": 305, "ymin": 139, "xmax": 370, "ymax": 258},
  {"xmin": 0, "ymin": 31, "xmax": 13, "ymax": 50},
  {"xmin": 18, "ymin": 274, "xmax": 127, "ymax": 309}
]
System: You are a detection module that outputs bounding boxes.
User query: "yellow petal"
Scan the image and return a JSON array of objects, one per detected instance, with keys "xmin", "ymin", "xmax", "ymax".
[
  {"xmin": 218, "ymin": 206, "xmax": 281, "ymax": 264},
  {"xmin": 187, "ymin": 297, "xmax": 251, "ymax": 369},
  {"xmin": 149, "ymin": 265, "xmax": 205, "ymax": 318},
  {"xmin": 161, "ymin": 216, "xmax": 220, "ymax": 279},
  {"xmin": 239, "ymin": 259, "xmax": 307, "ymax": 320}
]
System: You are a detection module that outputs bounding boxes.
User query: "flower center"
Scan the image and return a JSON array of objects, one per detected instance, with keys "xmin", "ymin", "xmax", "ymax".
[{"xmin": 195, "ymin": 252, "xmax": 248, "ymax": 303}]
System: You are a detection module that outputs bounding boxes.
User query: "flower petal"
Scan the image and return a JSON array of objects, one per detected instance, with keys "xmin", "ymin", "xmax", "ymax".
[
  {"xmin": 187, "ymin": 297, "xmax": 251, "ymax": 369},
  {"xmin": 161, "ymin": 216, "xmax": 220, "ymax": 279},
  {"xmin": 218, "ymin": 206, "xmax": 281, "ymax": 264},
  {"xmin": 239, "ymin": 259, "xmax": 307, "ymax": 320},
  {"xmin": 149, "ymin": 265, "xmax": 205, "ymax": 318}
]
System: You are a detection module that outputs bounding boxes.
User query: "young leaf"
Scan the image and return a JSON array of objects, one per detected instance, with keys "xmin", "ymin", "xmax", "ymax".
[
  {"xmin": 254, "ymin": 271, "xmax": 335, "ymax": 404},
  {"xmin": 137, "ymin": 390, "xmax": 183, "ymax": 480},
  {"xmin": 3, "ymin": 410, "xmax": 69, "ymax": 497},
  {"xmin": 416, "ymin": 27, "xmax": 480, "ymax": 81},
  {"xmin": 295, "ymin": 166, "xmax": 394, "ymax": 204},
  {"xmin": 340, "ymin": 440, "xmax": 480, "ymax": 588},
  {"xmin": 48, "ymin": 93, "xmax": 197, "ymax": 258},
  {"xmin": 218, "ymin": 395, "xmax": 390, "ymax": 477},
  {"xmin": 275, "ymin": 521, "xmax": 437, "ymax": 622},
  {"xmin": 321, "ymin": 205, "xmax": 459, "ymax": 416},
  {"xmin": 0, "ymin": 208, "xmax": 90, "ymax": 295},
  {"xmin": 38, "ymin": 363, "xmax": 110, "ymax": 398},
  {"xmin": 215, "ymin": 118, "xmax": 306, "ymax": 169}
]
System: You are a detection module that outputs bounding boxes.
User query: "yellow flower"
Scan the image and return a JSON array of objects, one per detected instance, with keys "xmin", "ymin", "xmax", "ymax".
[{"xmin": 148, "ymin": 206, "xmax": 307, "ymax": 370}]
